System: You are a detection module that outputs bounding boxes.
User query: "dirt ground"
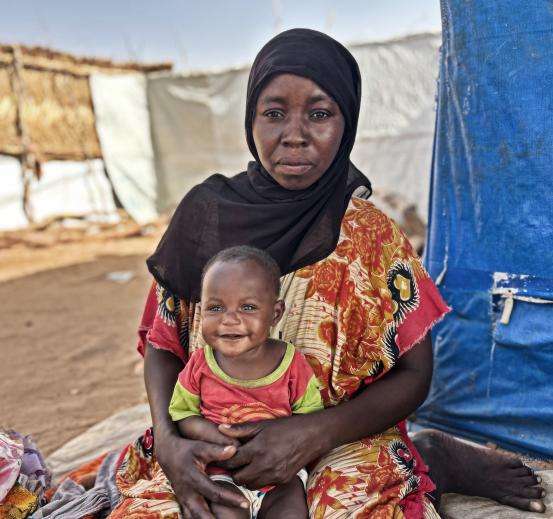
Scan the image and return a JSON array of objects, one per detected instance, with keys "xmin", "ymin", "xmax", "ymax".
[{"xmin": 0, "ymin": 231, "xmax": 162, "ymax": 456}]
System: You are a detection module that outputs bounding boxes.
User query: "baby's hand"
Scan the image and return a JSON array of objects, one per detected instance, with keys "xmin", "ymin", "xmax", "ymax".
[{"xmin": 177, "ymin": 416, "xmax": 240, "ymax": 448}]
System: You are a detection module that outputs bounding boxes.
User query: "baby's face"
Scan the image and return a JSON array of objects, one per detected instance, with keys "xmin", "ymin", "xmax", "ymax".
[{"xmin": 200, "ymin": 260, "xmax": 281, "ymax": 358}]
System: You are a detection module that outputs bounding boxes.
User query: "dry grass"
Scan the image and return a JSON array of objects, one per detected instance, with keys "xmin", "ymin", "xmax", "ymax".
[{"xmin": 0, "ymin": 43, "xmax": 171, "ymax": 163}]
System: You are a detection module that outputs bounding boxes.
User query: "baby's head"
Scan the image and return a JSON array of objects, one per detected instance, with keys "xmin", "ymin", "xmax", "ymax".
[{"xmin": 200, "ymin": 246, "xmax": 284, "ymax": 358}]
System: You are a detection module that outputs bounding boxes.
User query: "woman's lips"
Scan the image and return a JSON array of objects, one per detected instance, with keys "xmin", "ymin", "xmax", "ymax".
[{"xmin": 276, "ymin": 162, "xmax": 313, "ymax": 175}]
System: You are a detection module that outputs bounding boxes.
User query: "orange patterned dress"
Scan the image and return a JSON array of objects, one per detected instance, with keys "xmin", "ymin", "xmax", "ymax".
[{"xmin": 109, "ymin": 197, "xmax": 449, "ymax": 519}]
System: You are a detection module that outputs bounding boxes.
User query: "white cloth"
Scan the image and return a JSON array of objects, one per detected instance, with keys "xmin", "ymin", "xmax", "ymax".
[
  {"xmin": 210, "ymin": 468, "xmax": 308, "ymax": 518},
  {"xmin": 90, "ymin": 74, "xmax": 159, "ymax": 225}
]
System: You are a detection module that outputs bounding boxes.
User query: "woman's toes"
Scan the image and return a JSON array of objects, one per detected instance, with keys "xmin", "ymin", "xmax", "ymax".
[
  {"xmin": 519, "ymin": 485, "xmax": 545, "ymax": 499},
  {"xmin": 529, "ymin": 500, "xmax": 547, "ymax": 513},
  {"xmin": 512, "ymin": 465, "xmax": 534, "ymax": 478},
  {"xmin": 517, "ymin": 475, "xmax": 541, "ymax": 488}
]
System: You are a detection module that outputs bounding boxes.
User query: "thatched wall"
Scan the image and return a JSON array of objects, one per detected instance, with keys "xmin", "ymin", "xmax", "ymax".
[{"xmin": 0, "ymin": 44, "xmax": 171, "ymax": 163}]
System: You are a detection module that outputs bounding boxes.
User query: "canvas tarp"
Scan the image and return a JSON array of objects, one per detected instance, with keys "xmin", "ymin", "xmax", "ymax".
[
  {"xmin": 415, "ymin": 1, "xmax": 553, "ymax": 458},
  {"xmin": 147, "ymin": 33, "xmax": 440, "ymax": 217},
  {"xmin": 0, "ymin": 156, "xmax": 27, "ymax": 229},
  {"xmin": 0, "ymin": 155, "xmax": 118, "ymax": 230},
  {"xmin": 147, "ymin": 67, "xmax": 251, "ymax": 211},
  {"xmin": 90, "ymin": 74, "xmax": 159, "ymax": 225}
]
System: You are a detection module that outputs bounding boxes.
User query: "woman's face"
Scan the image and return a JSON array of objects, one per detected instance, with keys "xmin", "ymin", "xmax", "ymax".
[{"xmin": 252, "ymin": 74, "xmax": 345, "ymax": 190}]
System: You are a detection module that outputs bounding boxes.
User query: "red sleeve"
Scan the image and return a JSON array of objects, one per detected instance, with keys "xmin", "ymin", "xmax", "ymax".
[
  {"xmin": 396, "ymin": 275, "xmax": 450, "ymax": 353},
  {"xmin": 137, "ymin": 281, "xmax": 157, "ymax": 357},
  {"xmin": 363, "ymin": 209, "xmax": 450, "ymax": 386},
  {"xmin": 383, "ymin": 224, "xmax": 450, "ymax": 355},
  {"xmin": 288, "ymin": 350, "xmax": 318, "ymax": 404},
  {"xmin": 176, "ymin": 348, "xmax": 205, "ymax": 394},
  {"xmin": 137, "ymin": 281, "xmax": 188, "ymax": 362}
]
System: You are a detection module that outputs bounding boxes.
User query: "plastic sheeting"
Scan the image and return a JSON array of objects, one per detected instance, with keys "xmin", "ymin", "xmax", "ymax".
[
  {"xmin": 147, "ymin": 67, "xmax": 250, "ymax": 211},
  {"xmin": 90, "ymin": 74, "xmax": 159, "ymax": 225},
  {"xmin": 46, "ymin": 404, "xmax": 150, "ymax": 482},
  {"xmin": 0, "ymin": 156, "xmax": 27, "ymax": 230},
  {"xmin": 147, "ymin": 33, "xmax": 440, "ymax": 215},
  {"xmin": 416, "ymin": 1, "xmax": 553, "ymax": 458},
  {"xmin": 350, "ymin": 34, "xmax": 440, "ymax": 222},
  {"xmin": 0, "ymin": 157, "xmax": 118, "ymax": 230}
]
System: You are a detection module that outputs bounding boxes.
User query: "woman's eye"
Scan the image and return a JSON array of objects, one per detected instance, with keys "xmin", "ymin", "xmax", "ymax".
[
  {"xmin": 311, "ymin": 110, "xmax": 330, "ymax": 120},
  {"xmin": 264, "ymin": 110, "xmax": 284, "ymax": 119}
]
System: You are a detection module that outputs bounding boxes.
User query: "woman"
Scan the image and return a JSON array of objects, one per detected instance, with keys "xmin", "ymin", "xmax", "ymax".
[{"xmin": 109, "ymin": 29, "xmax": 545, "ymax": 518}]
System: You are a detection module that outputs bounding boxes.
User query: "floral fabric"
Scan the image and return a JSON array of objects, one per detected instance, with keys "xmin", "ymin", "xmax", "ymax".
[{"xmin": 129, "ymin": 197, "xmax": 449, "ymax": 518}]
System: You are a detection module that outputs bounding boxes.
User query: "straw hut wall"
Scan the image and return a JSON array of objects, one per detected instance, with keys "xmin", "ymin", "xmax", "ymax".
[{"xmin": 0, "ymin": 44, "xmax": 171, "ymax": 165}]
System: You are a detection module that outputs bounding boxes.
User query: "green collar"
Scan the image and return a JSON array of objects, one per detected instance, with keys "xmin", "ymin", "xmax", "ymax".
[{"xmin": 204, "ymin": 342, "xmax": 295, "ymax": 388}]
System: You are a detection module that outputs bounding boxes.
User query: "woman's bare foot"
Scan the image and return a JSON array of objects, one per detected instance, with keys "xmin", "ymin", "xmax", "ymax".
[{"xmin": 413, "ymin": 429, "xmax": 547, "ymax": 513}]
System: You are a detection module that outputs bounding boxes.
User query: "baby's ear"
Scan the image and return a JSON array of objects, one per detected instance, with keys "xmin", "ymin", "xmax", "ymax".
[{"xmin": 273, "ymin": 299, "xmax": 286, "ymax": 324}]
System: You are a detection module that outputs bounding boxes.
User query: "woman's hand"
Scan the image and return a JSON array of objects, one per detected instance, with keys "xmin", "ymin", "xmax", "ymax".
[
  {"xmin": 155, "ymin": 431, "xmax": 249, "ymax": 519},
  {"xmin": 144, "ymin": 346, "xmax": 248, "ymax": 517},
  {"xmin": 217, "ymin": 414, "xmax": 327, "ymax": 489}
]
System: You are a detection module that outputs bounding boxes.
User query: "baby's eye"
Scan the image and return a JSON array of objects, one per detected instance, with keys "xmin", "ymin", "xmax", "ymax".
[
  {"xmin": 311, "ymin": 110, "xmax": 330, "ymax": 120},
  {"xmin": 207, "ymin": 305, "xmax": 223, "ymax": 312},
  {"xmin": 242, "ymin": 304, "xmax": 257, "ymax": 311},
  {"xmin": 264, "ymin": 109, "xmax": 284, "ymax": 119}
]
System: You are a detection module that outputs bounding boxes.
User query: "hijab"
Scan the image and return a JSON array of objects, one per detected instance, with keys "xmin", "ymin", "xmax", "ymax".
[{"xmin": 147, "ymin": 28, "xmax": 371, "ymax": 302}]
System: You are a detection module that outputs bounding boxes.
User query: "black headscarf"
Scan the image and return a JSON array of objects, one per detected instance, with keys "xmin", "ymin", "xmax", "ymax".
[{"xmin": 147, "ymin": 28, "xmax": 371, "ymax": 302}]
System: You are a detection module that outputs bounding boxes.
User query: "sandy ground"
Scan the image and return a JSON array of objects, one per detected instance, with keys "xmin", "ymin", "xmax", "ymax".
[{"xmin": 0, "ymin": 232, "xmax": 162, "ymax": 455}]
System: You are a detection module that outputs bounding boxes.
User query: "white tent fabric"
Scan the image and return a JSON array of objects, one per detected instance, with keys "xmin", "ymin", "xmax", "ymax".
[
  {"xmin": 147, "ymin": 33, "xmax": 440, "ymax": 220},
  {"xmin": 46, "ymin": 404, "xmax": 151, "ymax": 482},
  {"xmin": 32, "ymin": 160, "xmax": 118, "ymax": 223},
  {"xmin": 147, "ymin": 67, "xmax": 250, "ymax": 210},
  {"xmin": 0, "ymin": 156, "xmax": 27, "ymax": 230},
  {"xmin": 0, "ymin": 157, "xmax": 118, "ymax": 230},
  {"xmin": 90, "ymin": 74, "xmax": 159, "ymax": 225},
  {"xmin": 350, "ymin": 33, "xmax": 440, "ymax": 221}
]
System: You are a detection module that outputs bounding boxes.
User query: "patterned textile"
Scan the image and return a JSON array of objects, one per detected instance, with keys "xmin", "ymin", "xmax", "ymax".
[
  {"xmin": 0, "ymin": 430, "xmax": 51, "ymax": 519},
  {"xmin": 0, "ymin": 431, "xmax": 24, "ymax": 502},
  {"xmin": 0, "ymin": 483, "xmax": 38, "ymax": 519},
  {"xmin": 108, "ymin": 434, "xmax": 180, "ymax": 519},
  {"xmin": 129, "ymin": 198, "xmax": 449, "ymax": 518},
  {"xmin": 30, "ymin": 452, "xmax": 120, "ymax": 519},
  {"xmin": 14, "ymin": 432, "xmax": 51, "ymax": 503},
  {"xmin": 40, "ymin": 456, "xmax": 107, "ymax": 519}
]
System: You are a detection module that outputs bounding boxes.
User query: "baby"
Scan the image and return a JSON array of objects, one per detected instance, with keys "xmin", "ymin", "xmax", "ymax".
[{"xmin": 169, "ymin": 245, "xmax": 323, "ymax": 519}]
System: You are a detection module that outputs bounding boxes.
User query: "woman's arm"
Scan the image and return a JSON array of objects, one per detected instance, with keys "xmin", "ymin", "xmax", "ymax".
[
  {"xmin": 315, "ymin": 332, "xmax": 432, "ymax": 450},
  {"xmin": 144, "ymin": 342, "xmax": 184, "ymax": 444},
  {"xmin": 219, "ymin": 335, "xmax": 432, "ymax": 488},
  {"xmin": 144, "ymin": 344, "xmax": 249, "ymax": 517}
]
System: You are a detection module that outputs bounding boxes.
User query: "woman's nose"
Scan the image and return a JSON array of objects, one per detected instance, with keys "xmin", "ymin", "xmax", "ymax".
[{"xmin": 281, "ymin": 115, "xmax": 308, "ymax": 147}]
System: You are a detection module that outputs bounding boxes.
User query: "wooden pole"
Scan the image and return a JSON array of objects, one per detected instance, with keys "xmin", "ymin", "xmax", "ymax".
[{"xmin": 10, "ymin": 45, "xmax": 37, "ymax": 223}]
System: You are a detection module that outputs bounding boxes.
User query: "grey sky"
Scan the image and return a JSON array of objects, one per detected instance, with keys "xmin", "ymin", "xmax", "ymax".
[{"xmin": 2, "ymin": 0, "xmax": 441, "ymax": 71}]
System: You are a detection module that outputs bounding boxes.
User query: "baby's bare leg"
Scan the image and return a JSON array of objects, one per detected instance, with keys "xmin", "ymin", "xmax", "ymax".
[
  {"xmin": 257, "ymin": 476, "xmax": 308, "ymax": 519},
  {"xmin": 210, "ymin": 481, "xmax": 250, "ymax": 519}
]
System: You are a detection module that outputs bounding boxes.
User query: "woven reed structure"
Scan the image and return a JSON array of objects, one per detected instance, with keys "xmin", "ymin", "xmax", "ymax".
[{"xmin": 0, "ymin": 44, "xmax": 171, "ymax": 164}]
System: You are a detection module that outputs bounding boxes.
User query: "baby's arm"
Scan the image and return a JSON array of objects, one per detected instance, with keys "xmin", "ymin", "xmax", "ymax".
[
  {"xmin": 169, "ymin": 350, "xmax": 240, "ymax": 448},
  {"xmin": 177, "ymin": 416, "xmax": 239, "ymax": 447},
  {"xmin": 291, "ymin": 352, "xmax": 325, "ymax": 415}
]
